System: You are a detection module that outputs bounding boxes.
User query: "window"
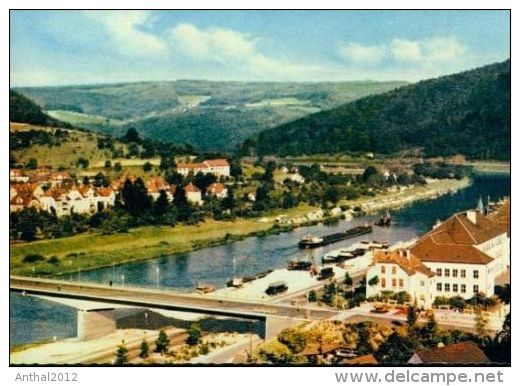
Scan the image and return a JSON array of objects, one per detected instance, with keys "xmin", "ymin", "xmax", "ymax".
[
  {"xmin": 391, "ymin": 267, "xmax": 397, "ymax": 275},
  {"xmin": 453, "ymin": 284, "xmax": 458, "ymax": 292},
  {"xmin": 473, "ymin": 270, "xmax": 479, "ymax": 279},
  {"xmin": 436, "ymin": 268, "xmax": 442, "ymax": 276},
  {"xmin": 381, "ymin": 266, "xmax": 386, "ymax": 274},
  {"xmin": 392, "ymin": 279, "xmax": 397, "ymax": 287},
  {"xmin": 445, "ymin": 269, "xmax": 450, "ymax": 277},
  {"xmin": 453, "ymin": 269, "xmax": 458, "ymax": 278},
  {"xmin": 473, "ymin": 285, "xmax": 479, "ymax": 294},
  {"xmin": 399, "ymin": 279, "xmax": 404, "ymax": 288},
  {"xmin": 461, "ymin": 284, "xmax": 466, "ymax": 293},
  {"xmin": 461, "ymin": 270, "xmax": 466, "ymax": 278},
  {"xmin": 445, "ymin": 283, "xmax": 450, "ymax": 292},
  {"xmin": 437, "ymin": 283, "xmax": 442, "ymax": 291},
  {"xmin": 381, "ymin": 278, "xmax": 386, "ymax": 288},
  {"xmin": 420, "ymin": 280, "xmax": 425, "ymax": 287}
]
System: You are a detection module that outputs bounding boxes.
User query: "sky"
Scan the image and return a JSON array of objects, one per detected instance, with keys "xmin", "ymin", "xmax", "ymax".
[{"xmin": 10, "ymin": 10, "xmax": 510, "ymax": 86}]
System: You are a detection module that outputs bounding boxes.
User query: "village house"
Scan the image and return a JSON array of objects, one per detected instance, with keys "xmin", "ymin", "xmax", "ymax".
[
  {"xmin": 206, "ymin": 182, "xmax": 228, "ymax": 198},
  {"xmin": 177, "ymin": 158, "xmax": 230, "ymax": 177},
  {"xmin": 146, "ymin": 176, "xmax": 173, "ymax": 201},
  {"xmin": 9, "ymin": 169, "xmax": 29, "ymax": 183},
  {"xmin": 184, "ymin": 183, "xmax": 203, "ymax": 205},
  {"xmin": 10, "ymin": 193, "xmax": 41, "ymax": 212},
  {"xmin": 50, "ymin": 171, "xmax": 73, "ymax": 186},
  {"xmin": 366, "ymin": 249, "xmax": 436, "ymax": 307},
  {"xmin": 408, "ymin": 341, "xmax": 491, "ymax": 364},
  {"xmin": 10, "ymin": 183, "xmax": 45, "ymax": 201}
]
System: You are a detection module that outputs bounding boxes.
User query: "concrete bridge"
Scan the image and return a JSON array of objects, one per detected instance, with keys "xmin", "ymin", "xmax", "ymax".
[{"xmin": 10, "ymin": 276, "xmax": 337, "ymax": 340}]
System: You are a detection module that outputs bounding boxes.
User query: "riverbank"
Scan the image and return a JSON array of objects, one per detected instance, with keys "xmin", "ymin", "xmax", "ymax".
[{"xmin": 9, "ymin": 178, "xmax": 471, "ymax": 278}]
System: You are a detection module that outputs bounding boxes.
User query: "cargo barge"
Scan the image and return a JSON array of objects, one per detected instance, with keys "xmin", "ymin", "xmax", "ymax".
[{"xmin": 298, "ymin": 225, "xmax": 372, "ymax": 248}]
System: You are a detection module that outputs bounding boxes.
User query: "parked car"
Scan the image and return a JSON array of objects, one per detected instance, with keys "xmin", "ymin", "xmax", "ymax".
[{"xmin": 265, "ymin": 281, "xmax": 289, "ymax": 296}]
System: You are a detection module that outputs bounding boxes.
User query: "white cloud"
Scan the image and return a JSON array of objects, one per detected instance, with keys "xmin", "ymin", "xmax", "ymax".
[
  {"xmin": 169, "ymin": 23, "xmax": 322, "ymax": 80},
  {"xmin": 422, "ymin": 36, "xmax": 467, "ymax": 62},
  {"xmin": 340, "ymin": 43, "xmax": 386, "ymax": 64},
  {"xmin": 390, "ymin": 39, "xmax": 422, "ymax": 62},
  {"xmin": 85, "ymin": 11, "xmax": 168, "ymax": 58}
]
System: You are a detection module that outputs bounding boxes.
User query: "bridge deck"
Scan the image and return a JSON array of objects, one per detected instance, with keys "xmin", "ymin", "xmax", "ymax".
[{"xmin": 10, "ymin": 276, "xmax": 337, "ymax": 321}]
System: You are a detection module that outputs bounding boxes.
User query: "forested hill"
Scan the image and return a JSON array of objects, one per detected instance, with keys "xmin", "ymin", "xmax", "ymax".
[
  {"xmin": 10, "ymin": 90, "xmax": 72, "ymax": 128},
  {"xmin": 243, "ymin": 60, "xmax": 510, "ymax": 160}
]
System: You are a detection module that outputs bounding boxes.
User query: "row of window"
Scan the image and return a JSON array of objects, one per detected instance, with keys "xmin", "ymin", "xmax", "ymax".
[
  {"xmin": 435, "ymin": 268, "xmax": 479, "ymax": 279},
  {"xmin": 380, "ymin": 278, "xmax": 404, "ymax": 289},
  {"xmin": 436, "ymin": 283, "xmax": 479, "ymax": 294}
]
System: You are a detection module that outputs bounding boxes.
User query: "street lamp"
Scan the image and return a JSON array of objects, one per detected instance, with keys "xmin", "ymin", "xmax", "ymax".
[
  {"xmin": 155, "ymin": 267, "xmax": 160, "ymax": 289},
  {"xmin": 121, "ymin": 274, "xmax": 125, "ymax": 287},
  {"xmin": 112, "ymin": 262, "xmax": 116, "ymax": 283}
]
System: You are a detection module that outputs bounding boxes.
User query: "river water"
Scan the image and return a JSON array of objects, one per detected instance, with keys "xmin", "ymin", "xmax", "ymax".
[{"xmin": 10, "ymin": 174, "xmax": 510, "ymax": 346}]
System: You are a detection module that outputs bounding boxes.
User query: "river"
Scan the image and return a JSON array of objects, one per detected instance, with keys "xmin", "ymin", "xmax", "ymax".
[{"xmin": 10, "ymin": 174, "xmax": 510, "ymax": 346}]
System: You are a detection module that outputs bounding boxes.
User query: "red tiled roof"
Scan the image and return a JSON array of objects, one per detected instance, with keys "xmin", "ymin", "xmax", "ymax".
[
  {"xmin": 339, "ymin": 354, "xmax": 378, "ymax": 365},
  {"xmin": 10, "ymin": 193, "xmax": 34, "ymax": 206},
  {"xmin": 488, "ymin": 200, "xmax": 510, "ymax": 237},
  {"xmin": 204, "ymin": 158, "xmax": 229, "ymax": 167},
  {"xmin": 184, "ymin": 183, "xmax": 200, "ymax": 193},
  {"xmin": 97, "ymin": 187, "xmax": 114, "ymax": 197},
  {"xmin": 51, "ymin": 172, "xmax": 72, "ymax": 181},
  {"xmin": 373, "ymin": 250, "xmax": 435, "ymax": 277},
  {"xmin": 413, "ymin": 341, "xmax": 491, "ymax": 364},
  {"xmin": 10, "ymin": 169, "xmax": 25, "ymax": 177},
  {"xmin": 207, "ymin": 182, "xmax": 225, "ymax": 195},
  {"xmin": 411, "ymin": 235, "xmax": 493, "ymax": 265},
  {"xmin": 146, "ymin": 177, "xmax": 169, "ymax": 193},
  {"xmin": 177, "ymin": 162, "xmax": 208, "ymax": 170},
  {"xmin": 10, "ymin": 183, "xmax": 40, "ymax": 196}
]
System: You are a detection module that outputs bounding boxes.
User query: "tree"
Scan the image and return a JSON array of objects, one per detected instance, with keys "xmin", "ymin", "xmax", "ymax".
[
  {"xmin": 368, "ymin": 275, "xmax": 379, "ymax": 286},
  {"xmin": 487, "ymin": 313, "xmax": 510, "ymax": 364},
  {"xmin": 221, "ymin": 187, "xmax": 236, "ymax": 210},
  {"xmin": 278, "ymin": 327, "xmax": 307, "ymax": 354},
  {"xmin": 475, "ymin": 307, "xmax": 490, "ymax": 340},
  {"xmin": 123, "ymin": 127, "xmax": 141, "ymax": 143},
  {"xmin": 121, "ymin": 178, "xmax": 152, "ymax": 216},
  {"xmin": 114, "ymin": 162, "xmax": 122, "ymax": 172},
  {"xmin": 186, "ymin": 322, "xmax": 202, "ymax": 346},
  {"xmin": 375, "ymin": 332, "xmax": 413, "ymax": 364},
  {"xmin": 420, "ymin": 314, "xmax": 439, "ymax": 348},
  {"xmin": 76, "ymin": 157, "xmax": 89, "ymax": 169},
  {"xmin": 362, "ymin": 166, "xmax": 378, "ymax": 182},
  {"xmin": 308, "ymin": 290, "xmax": 317, "ymax": 302},
  {"xmin": 344, "ymin": 272, "xmax": 353, "ymax": 289},
  {"xmin": 104, "ymin": 160, "xmax": 112, "ymax": 169},
  {"xmin": 114, "ymin": 340, "xmax": 129, "ymax": 365},
  {"xmin": 139, "ymin": 339, "xmax": 149, "ymax": 359},
  {"xmin": 406, "ymin": 305, "xmax": 418, "ymax": 328},
  {"xmin": 159, "ymin": 155, "xmax": 174, "ymax": 171},
  {"xmin": 25, "ymin": 158, "xmax": 38, "ymax": 170},
  {"xmin": 143, "ymin": 162, "xmax": 153, "ymax": 172},
  {"xmin": 154, "ymin": 190, "xmax": 170, "ymax": 217},
  {"xmin": 155, "ymin": 330, "xmax": 169, "ymax": 354}
]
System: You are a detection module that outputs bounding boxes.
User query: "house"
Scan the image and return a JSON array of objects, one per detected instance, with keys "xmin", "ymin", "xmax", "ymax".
[
  {"xmin": 50, "ymin": 171, "xmax": 73, "ymax": 186},
  {"xmin": 177, "ymin": 158, "xmax": 230, "ymax": 177},
  {"xmin": 408, "ymin": 341, "xmax": 491, "ymax": 364},
  {"xmin": 184, "ymin": 183, "xmax": 203, "ymax": 205},
  {"xmin": 146, "ymin": 176, "xmax": 172, "ymax": 201},
  {"xmin": 411, "ymin": 209, "xmax": 510, "ymax": 299},
  {"xmin": 10, "ymin": 193, "xmax": 41, "ymax": 212},
  {"xmin": 96, "ymin": 187, "xmax": 116, "ymax": 210},
  {"xmin": 10, "ymin": 169, "xmax": 29, "ymax": 183},
  {"xmin": 206, "ymin": 182, "xmax": 228, "ymax": 198},
  {"xmin": 10, "ymin": 183, "xmax": 45, "ymax": 201},
  {"xmin": 288, "ymin": 172, "xmax": 305, "ymax": 184},
  {"xmin": 366, "ymin": 249, "xmax": 436, "ymax": 307}
]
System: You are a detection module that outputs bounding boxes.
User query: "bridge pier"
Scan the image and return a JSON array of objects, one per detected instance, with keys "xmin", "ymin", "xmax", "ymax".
[{"xmin": 77, "ymin": 310, "xmax": 117, "ymax": 341}]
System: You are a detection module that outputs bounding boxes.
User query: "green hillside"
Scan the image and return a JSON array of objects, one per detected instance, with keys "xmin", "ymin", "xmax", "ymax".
[
  {"xmin": 14, "ymin": 80, "xmax": 406, "ymax": 151},
  {"xmin": 244, "ymin": 60, "xmax": 510, "ymax": 161},
  {"xmin": 9, "ymin": 90, "xmax": 72, "ymax": 129}
]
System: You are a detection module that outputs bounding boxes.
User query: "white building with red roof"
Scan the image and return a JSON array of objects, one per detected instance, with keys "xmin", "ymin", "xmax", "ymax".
[
  {"xmin": 184, "ymin": 183, "xmax": 203, "ymax": 205},
  {"xmin": 10, "ymin": 169, "xmax": 29, "ymax": 183},
  {"xmin": 367, "ymin": 205, "xmax": 510, "ymax": 306},
  {"xmin": 177, "ymin": 158, "xmax": 230, "ymax": 177},
  {"xmin": 206, "ymin": 182, "xmax": 228, "ymax": 198}
]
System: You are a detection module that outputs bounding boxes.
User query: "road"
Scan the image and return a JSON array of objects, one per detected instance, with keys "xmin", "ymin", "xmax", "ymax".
[{"xmin": 10, "ymin": 275, "xmax": 339, "ymax": 321}]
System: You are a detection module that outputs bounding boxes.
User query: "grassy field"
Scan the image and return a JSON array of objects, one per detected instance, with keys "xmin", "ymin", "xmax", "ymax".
[
  {"xmin": 10, "ymin": 219, "xmax": 275, "ymax": 277},
  {"xmin": 46, "ymin": 110, "xmax": 125, "ymax": 127}
]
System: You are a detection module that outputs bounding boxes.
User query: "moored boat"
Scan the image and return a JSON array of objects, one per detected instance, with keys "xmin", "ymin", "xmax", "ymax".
[{"xmin": 298, "ymin": 225, "xmax": 372, "ymax": 248}]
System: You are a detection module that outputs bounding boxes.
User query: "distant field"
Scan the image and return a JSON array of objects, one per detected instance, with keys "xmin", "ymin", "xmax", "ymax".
[
  {"xmin": 46, "ymin": 110, "xmax": 125, "ymax": 126},
  {"xmin": 245, "ymin": 97, "xmax": 312, "ymax": 108},
  {"xmin": 177, "ymin": 95, "xmax": 211, "ymax": 107}
]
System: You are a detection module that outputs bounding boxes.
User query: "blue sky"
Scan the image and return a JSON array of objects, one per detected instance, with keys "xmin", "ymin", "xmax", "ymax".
[{"xmin": 10, "ymin": 10, "xmax": 510, "ymax": 86}]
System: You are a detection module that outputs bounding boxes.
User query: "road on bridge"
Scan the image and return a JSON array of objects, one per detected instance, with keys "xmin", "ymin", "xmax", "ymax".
[{"xmin": 10, "ymin": 276, "xmax": 338, "ymax": 322}]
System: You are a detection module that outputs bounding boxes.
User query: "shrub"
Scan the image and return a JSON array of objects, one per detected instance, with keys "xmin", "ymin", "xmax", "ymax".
[
  {"xmin": 47, "ymin": 256, "xmax": 60, "ymax": 265},
  {"xmin": 22, "ymin": 254, "xmax": 45, "ymax": 264}
]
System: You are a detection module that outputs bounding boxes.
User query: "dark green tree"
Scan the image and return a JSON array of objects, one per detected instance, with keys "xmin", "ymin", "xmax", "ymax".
[
  {"xmin": 139, "ymin": 339, "xmax": 149, "ymax": 359},
  {"xmin": 375, "ymin": 332, "xmax": 413, "ymax": 364},
  {"xmin": 155, "ymin": 330, "xmax": 169, "ymax": 354},
  {"xmin": 114, "ymin": 340, "xmax": 129, "ymax": 365},
  {"xmin": 186, "ymin": 322, "xmax": 202, "ymax": 346}
]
